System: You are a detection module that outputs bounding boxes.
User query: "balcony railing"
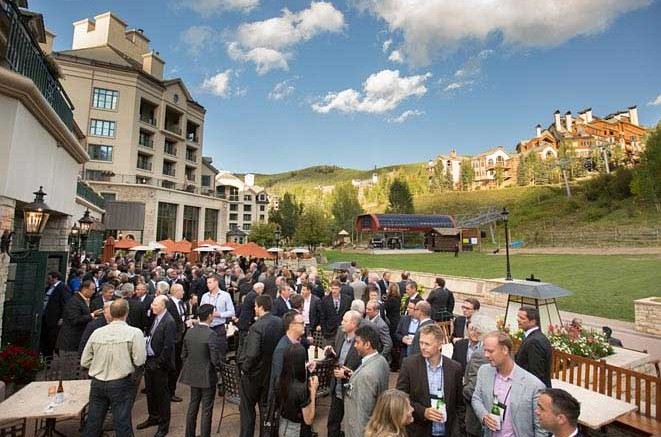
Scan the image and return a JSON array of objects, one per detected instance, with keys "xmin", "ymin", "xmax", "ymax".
[
  {"xmin": 2, "ymin": 0, "xmax": 74, "ymax": 130},
  {"xmin": 165, "ymin": 124, "xmax": 182, "ymax": 135},
  {"xmin": 186, "ymin": 152, "xmax": 197, "ymax": 162},
  {"xmin": 163, "ymin": 167, "xmax": 176, "ymax": 177},
  {"xmin": 139, "ymin": 138, "xmax": 154, "ymax": 148},
  {"xmin": 76, "ymin": 180, "xmax": 105, "ymax": 209},
  {"xmin": 140, "ymin": 113, "xmax": 156, "ymax": 126},
  {"xmin": 137, "ymin": 161, "xmax": 152, "ymax": 171},
  {"xmin": 164, "ymin": 144, "xmax": 177, "ymax": 156},
  {"xmin": 186, "ymin": 133, "xmax": 199, "ymax": 143}
]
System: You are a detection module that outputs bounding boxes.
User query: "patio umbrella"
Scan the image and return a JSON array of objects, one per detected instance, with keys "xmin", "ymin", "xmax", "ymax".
[
  {"xmin": 174, "ymin": 239, "xmax": 192, "ymax": 253},
  {"xmin": 200, "ymin": 238, "xmax": 217, "ymax": 246},
  {"xmin": 193, "ymin": 246, "xmax": 217, "ymax": 252},
  {"xmin": 214, "ymin": 245, "xmax": 236, "ymax": 253},
  {"xmin": 128, "ymin": 245, "xmax": 152, "ymax": 251},
  {"xmin": 491, "ymin": 279, "xmax": 573, "ymax": 334},
  {"xmin": 291, "ymin": 247, "xmax": 310, "ymax": 254},
  {"xmin": 234, "ymin": 242, "xmax": 273, "ymax": 259},
  {"xmin": 189, "ymin": 240, "xmax": 199, "ymax": 263},
  {"xmin": 102, "ymin": 236, "xmax": 115, "ymax": 263},
  {"xmin": 148, "ymin": 241, "xmax": 167, "ymax": 251},
  {"xmin": 158, "ymin": 239, "xmax": 176, "ymax": 252},
  {"xmin": 114, "ymin": 238, "xmax": 138, "ymax": 250}
]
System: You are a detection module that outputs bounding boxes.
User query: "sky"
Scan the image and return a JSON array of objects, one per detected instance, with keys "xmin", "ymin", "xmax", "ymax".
[{"xmin": 33, "ymin": 0, "xmax": 661, "ymax": 174}]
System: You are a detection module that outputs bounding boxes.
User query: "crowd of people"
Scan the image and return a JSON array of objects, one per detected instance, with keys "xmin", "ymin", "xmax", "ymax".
[{"xmin": 40, "ymin": 255, "xmax": 586, "ymax": 437}]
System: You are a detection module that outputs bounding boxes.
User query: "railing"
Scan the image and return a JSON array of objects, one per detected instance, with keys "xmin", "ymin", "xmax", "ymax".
[
  {"xmin": 186, "ymin": 133, "xmax": 199, "ymax": 143},
  {"xmin": 139, "ymin": 138, "xmax": 153, "ymax": 148},
  {"xmin": 165, "ymin": 124, "xmax": 181, "ymax": 135},
  {"xmin": 186, "ymin": 152, "xmax": 197, "ymax": 162},
  {"xmin": 139, "ymin": 113, "xmax": 156, "ymax": 126},
  {"xmin": 163, "ymin": 167, "xmax": 176, "ymax": 177},
  {"xmin": 164, "ymin": 145, "xmax": 177, "ymax": 156},
  {"xmin": 137, "ymin": 161, "xmax": 152, "ymax": 171},
  {"xmin": 1, "ymin": 0, "xmax": 74, "ymax": 130},
  {"xmin": 76, "ymin": 180, "xmax": 105, "ymax": 209},
  {"xmin": 551, "ymin": 348, "xmax": 660, "ymax": 420},
  {"xmin": 81, "ymin": 172, "xmax": 207, "ymax": 194}
]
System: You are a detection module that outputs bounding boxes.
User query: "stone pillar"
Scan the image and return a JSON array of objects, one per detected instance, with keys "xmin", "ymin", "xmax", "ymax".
[
  {"xmin": 0, "ymin": 196, "xmax": 16, "ymax": 344},
  {"xmin": 634, "ymin": 297, "xmax": 661, "ymax": 337},
  {"xmin": 175, "ymin": 205, "xmax": 184, "ymax": 240},
  {"xmin": 39, "ymin": 215, "xmax": 72, "ymax": 252},
  {"xmin": 198, "ymin": 208, "xmax": 206, "ymax": 241}
]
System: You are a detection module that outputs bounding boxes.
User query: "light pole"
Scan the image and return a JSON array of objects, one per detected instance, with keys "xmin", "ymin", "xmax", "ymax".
[
  {"xmin": 501, "ymin": 207, "xmax": 512, "ymax": 281},
  {"xmin": 274, "ymin": 226, "xmax": 281, "ymax": 267},
  {"xmin": 78, "ymin": 209, "xmax": 94, "ymax": 253}
]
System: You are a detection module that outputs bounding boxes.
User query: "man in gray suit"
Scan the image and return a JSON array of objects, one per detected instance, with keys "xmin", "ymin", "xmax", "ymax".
[
  {"xmin": 179, "ymin": 304, "xmax": 222, "ymax": 437},
  {"xmin": 343, "ymin": 325, "xmax": 390, "ymax": 437},
  {"xmin": 471, "ymin": 331, "xmax": 546, "ymax": 437},
  {"xmin": 407, "ymin": 301, "xmax": 434, "ymax": 356},
  {"xmin": 365, "ymin": 299, "xmax": 392, "ymax": 360}
]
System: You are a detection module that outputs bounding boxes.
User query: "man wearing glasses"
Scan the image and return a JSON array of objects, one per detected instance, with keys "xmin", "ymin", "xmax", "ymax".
[{"xmin": 452, "ymin": 298, "xmax": 480, "ymax": 343}]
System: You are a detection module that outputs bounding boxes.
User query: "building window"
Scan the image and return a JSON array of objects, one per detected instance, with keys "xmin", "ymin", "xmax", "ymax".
[
  {"xmin": 243, "ymin": 214, "xmax": 251, "ymax": 221},
  {"xmin": 244, "ymin": 195, "xmax": 252, "ymax": 201},
  {"xmin": 259, "ymin": 214, "xmax": 265, "ymax": 221},
  {"xmin": 92, "ymin": 88, "xmax": 118, "ymax": 110},
  {"xmin": 229, "ymin": 204, "xmax": 238, "ymax": 211},
  {"xmin": 164, "ymin": 140, "xmax": 177, "ymax": 156},
  {"xmin": 229, "ymin": 223, "xmax": 238, "ymax": 230},
  {"xmin": 101, "ymin": 192, "xmax": 116, "ymax": 203},
  {"xmin": 242, "ymin": 223, "xmax": 251, "ymax": 231},
  {"xmin": 243, "ymin": 204, "xmax": 252, "ymax": 212},
  {"xmin": 163, "ymin": 161, "xmax": 176, "ymax": 177},
  {"xmin": 229, "ymin": 213, "xmax": 238, "ymax": 221},
  {"xmin": 88, "ymin": 144, "xmax": 113, "ymax": 161},
  {"xmin": 182, "ymin": 206, "xmax": 199, "ymax": 241},
  {"xmin": 258, "ymin": 193, "xmax": 267, "ymax": 202},
  {"xmin": 204, "ymin": 208, "xmax": 218, "ymax": 240},
  {"xmin": 201, "ymin": 175, "xmax": 211, "ymax": 187},
  {"xmin": 259, "ymin": 205, "xmax": 265, "ymax": 212},
  {"xmin": 162, "ymin": 180, "xmax": 176, "ymax": 189},
  {"xmin": 85, "ymin": 170, "xmax": 112, "ymax": 181},
  {"xmin": 137, "ymin": 154, "xmax": 152, "ymax": 171},
  {"xmin": 89, "ymin": 119, "xmax": 116, "ymax": 137},
  {"xmin": 156, "ymin": 202, "xmax": 177, "ymax": 241}
]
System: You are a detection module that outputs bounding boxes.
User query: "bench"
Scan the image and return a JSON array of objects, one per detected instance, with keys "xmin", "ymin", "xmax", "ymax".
[{"xmin": 614, "ymin": 412, "xmax": 661, "ymax": 436}]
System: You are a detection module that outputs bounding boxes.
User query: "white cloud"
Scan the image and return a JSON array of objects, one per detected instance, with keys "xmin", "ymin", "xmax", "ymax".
[
  {"xmin": 268, "ymin": 79, "xmax": 297, "ymax": 100},
  {"xmin": 388, "ymin": 109, "xmax": 425, "ymax": 123},
  {"xmin": 388, "ymin": 50, "xmax": 404, "ymax": 63},
  {"xmin": 179, "ymin": 25, "xmax": 215, "ymax": 56},
  {"xmin": 455, "ymin": 49, "xmax": 493, "ymax": 78},
  {"xmin": 443, "ymin": 81, "xmax": 473, "ymax": 92},
  {"xmin": 355, "ymin": 0, "xmax": 650, "ymax": 66},
  {"xmin": 228, "ymin": 1, "xmax": 344, "ymax": 73},
  {"xmin": 382, "ymin": 39, "xmax": 392, "ymax": 53},
  {"xmin": 175, "ymin": 0, "xmax": 259, "ymax": 14},
  {"xmin": 312, "ymin": 69, "xmax": 431, "ymax": 114},
  {"xmin": 200, "ymin": 69, "xmax": 234, "ymax": 97},
  {"xmin": 648, "ymin": 95, "xmax": 661, "ymax": 106}
]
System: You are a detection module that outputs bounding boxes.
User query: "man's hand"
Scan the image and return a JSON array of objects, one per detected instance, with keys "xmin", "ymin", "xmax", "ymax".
[
  {"xmin": 424, "ymin": 407, "xmax": 445, "ymax": 423},
  {"xmin": 483, "ymin": 414, "xmax": 500, "ymax": 431},
  {"xmin": 402, "ymin": 335, "xmax": 414, "ymax": 345},
  {"xmin": 315, "ymin": 326, "xmax": 321, "ymax": 332}
]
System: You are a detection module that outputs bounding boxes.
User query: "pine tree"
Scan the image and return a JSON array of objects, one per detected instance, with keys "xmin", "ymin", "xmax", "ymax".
[
  {"xmin": 460, "ymin": 159, "xmax": 475, "ymax": 191},
  {"xmin": 330, "ymin": 182, "xmax": 363, "ymax": 236},
  {"xmin": 386, "ymin": 178, "xmax": 414, "ymax": 213}
]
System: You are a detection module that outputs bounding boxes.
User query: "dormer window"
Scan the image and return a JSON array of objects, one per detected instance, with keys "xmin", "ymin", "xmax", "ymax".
[{"xmin": 174, "ymin": 94, "xmax": 179, "ymax": 103}]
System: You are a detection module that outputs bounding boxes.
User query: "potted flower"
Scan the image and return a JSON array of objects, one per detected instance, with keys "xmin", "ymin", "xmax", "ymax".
[
  {"xmin": 547, "ymin": 323, "xmax": 613, "ymax": 359},
  {"xmin": 0, "ymin": 345, "xmax": 43, "ymax": 394}
]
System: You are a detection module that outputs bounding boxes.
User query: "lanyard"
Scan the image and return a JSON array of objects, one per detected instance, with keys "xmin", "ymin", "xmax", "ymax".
[{"xmin": 493, "ymin": 380, "xmax": 513, "ymax": 405}]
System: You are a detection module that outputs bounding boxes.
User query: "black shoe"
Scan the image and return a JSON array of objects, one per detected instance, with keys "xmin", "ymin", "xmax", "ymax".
[
  {"xmin": 170, "ymin": 395, "xmax": 183, "ymax": 402},
  {"xmin": 137, "ymin": 419, "xmax": 159, "ymax": 430},
  {"xmin": 153, "ymin": 431, "xmax": 168, "ymax": 437}
]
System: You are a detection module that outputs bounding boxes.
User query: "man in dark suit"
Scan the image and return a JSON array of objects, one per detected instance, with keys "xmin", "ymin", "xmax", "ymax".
[
  {"xmin": 239, "ymin": 295, "xmax": 284, "ymax": 437},
  {"xmin": 262, "ymin": 268, "xmax": 277, "ymax": 298},
  {"xmin": 376, "ymin": 271, "xmax": 390, "ymax": 298},
  {"xmin": 395, "ymin": 300, "xmax": 420, "ymax": 363},
  {"xmin": 179, "ymin": 304, "xmax": 221, "ymax": 437},
  {"xmin": 165, "ymin": 283, "xmax": 188, "ymax": 402},
  {"xmin": 516, "ymin": 306, "xmax": 552, "ymax": 387},
  {"xmin": 301, "ymin": 282, "xmax": 320, "ymax": 334},
  {"xmin": 57, "ymin": 279, "xmax": 97, "ymax": 352},
  {"xmin": 403, "ymin": 280, "xmax": 423, "ymax": 312},
  {"xmin": 310, "ymin": 274, "xmax": 325, "ymax": 300},
  {"xmin": 426, "ymin": 278, "xmax": 455, "ymax": 322},
  {"xmin": 451, "ymin": 313, "xmax": 491, "ymax": 375},
  {"xmin": 138, "ymin": 295, "xmax": 177, "ymax": 437},
  {"xmin": 397, "ymin": 324, "xmax": 465, "ymax": 437},
  {"xmin": 41, "ymin": 271, "xmax": 72, "ymax": 357},
  {"xmin": 268, "ymin": 311, "xmax": 306, "ymax": 399},
  {"xmin": 79, "ymin": 302, "xmax": 112, "ymax": 354},
  {"xmin": 272, "ymin": 283, "xmax": 292, "ymax": 318},
  {"xmin": 326, "ymin": 310, "xmax": 363, "ymax": 437},
  {"xmin": 235, "ymin": 282, "xmax": 264, "ymax": 360},
  {"xmin": 536, "ymin": 388, "xmax": 587, "ymax": 437},
  {"xmin": 117, "ymin": 283, "xmax": 146, "ymax": 331},
  {"xmin": 90, "ymin": 283, "xmax": 115, "ymax": 312},
  {"xmin": 134, "ymin": 281, "xmax": 153, "ymax": 332},
  {"xmin": 408, "ymin": 301, "xmax": 435, "ymax": 356},
  {"xmin": 339, "ymin": 273, "xmax": 355, "ymax": 300},
  {"xmin": 189, "ymin": 268, "xmax": 208, "ymax": 297},
  {"xmin": 398, "ymin": 272, "xmax": 410, "ymax": 296},
  {"xmin": 452, "ymin": 297, "xmax": 480, "ymax": 343},
  {"xmin": 318, "ymin": 280, "xmax": 352, "ymax": 343}
]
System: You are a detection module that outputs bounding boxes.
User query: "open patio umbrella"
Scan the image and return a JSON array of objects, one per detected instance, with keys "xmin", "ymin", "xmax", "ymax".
[
  {"xmin": 193, "ymin": 246, "xmax": 218, "ymax": 252},
  {"xmin": 174, "ymin": 239, "xmax": 192, "ymax": 253},
  {"xmin": 114, "ymin": 238, "xmax": 138, "ymax": 250},
  {"xmin": 102, "ymin": 236, "xmax": 115, "ymax": 263},
  {"xmin": 128, "ymin": 245, "xmax": 152, "ymax": 251},
  {"xmin": 234, "ymin": 242, "xmax": 274, "ymax": 259},
  {"xmin": 214, "ymin": 245, "xmax": 236, "ymax": 253},
  {"xmin": 491, "ymin": 279, "xmax": 573, "ymax": 334},
  {"xmin": 158, "ymin": 239, "xmax": 176, "ymax": 252},
  {"xmin": 291, "ymin": 247, "xmax": 310, "ymax": 254},
  {"xmin": 148, "ymin": 241, "xmax": 167, "ymax": 251}
]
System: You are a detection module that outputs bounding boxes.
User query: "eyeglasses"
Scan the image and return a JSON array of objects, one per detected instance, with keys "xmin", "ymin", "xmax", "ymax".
[{"xmin": 461, "ymin": 306, "xmax": 474, "ymax": 310}]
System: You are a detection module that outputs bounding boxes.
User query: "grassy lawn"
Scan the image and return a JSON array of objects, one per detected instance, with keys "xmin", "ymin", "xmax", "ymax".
[{"xmin": 323, "ymin": 250, "xmax": 660, "ymax": 322}]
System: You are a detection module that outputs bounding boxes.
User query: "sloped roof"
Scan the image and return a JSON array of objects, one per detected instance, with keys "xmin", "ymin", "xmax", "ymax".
[{"xmin": 57, "ymin": 46, "xmax": 139, "ymax": 69}]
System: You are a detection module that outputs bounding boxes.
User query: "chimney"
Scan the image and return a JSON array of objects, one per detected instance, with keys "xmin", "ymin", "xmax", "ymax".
[
  {"xmin": 372, "ymin": 173, "xmax": 378, "ymax": 184},
  {"xmin": 536, "ymin": 124, "xmax": 542, "ymax": 138},
  {"xmin": 554, "ymin": 110, "xmax": 562, "ymax": 131},
  {"xmin": 450, "ymin": 149, "xmax": 457, "ymax": 158},
  {"xmin": 565, "ymin": 111, "xmax": 573, "ymax": 132},
  {"xmin": 142, "ymin": 50, "xmax": 165, "ymax": 80},
  {"xmin": 244, "ymin": 173, "xmax": 255, "ymax": 187},
  {"xmin": 628, "ymin": 106, "xmax": 639, "ymax": 126},
  {"xmin": 39, "ymin": 28, "xmax": 56, "ymax": 54},
  {"xmin": 585, "ymin": 108, "xmax": 593, "ymax": 123}
]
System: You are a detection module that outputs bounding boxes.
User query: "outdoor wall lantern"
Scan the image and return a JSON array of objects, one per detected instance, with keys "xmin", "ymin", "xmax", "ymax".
[
  {"xmin": 23, "ymin": 186, "xmax": 51, "ymax": 249},
  {"xmin": 78, "ymin": 209, "xmax": 94, "ymax": 252}
]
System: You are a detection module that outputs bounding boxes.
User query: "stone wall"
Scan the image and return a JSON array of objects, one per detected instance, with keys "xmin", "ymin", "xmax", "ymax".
[
  {"xmin": 0, "ymin": 196, "xmax": 16, "ymax": 343},
  {"xmin": 634, "ymin": 297, "xmax": 661, "ymax": 337}
]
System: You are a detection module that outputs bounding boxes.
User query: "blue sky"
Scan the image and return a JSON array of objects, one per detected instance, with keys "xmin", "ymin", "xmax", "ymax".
[{"xmin": 34, "ymin": 0, "xmax": 661, "ymax": 173}]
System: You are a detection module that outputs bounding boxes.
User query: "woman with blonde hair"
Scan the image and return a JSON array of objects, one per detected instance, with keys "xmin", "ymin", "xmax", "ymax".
[{"xmin": 364, "ymin": 389, "xmax": 414, "ymax": 437}]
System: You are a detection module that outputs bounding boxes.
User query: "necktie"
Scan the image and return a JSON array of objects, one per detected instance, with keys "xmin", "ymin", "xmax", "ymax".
[
  {"xmin": 178, "ymin": 300, "xmax": 186, "ymax": 320},
  {"xmin": 334, "ymin": 299, "xmax": 339, "ymax": 314}
]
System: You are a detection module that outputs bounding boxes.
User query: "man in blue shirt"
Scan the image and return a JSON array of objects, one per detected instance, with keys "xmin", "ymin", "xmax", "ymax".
[{"xmin": 200, "ymin": 274, "xmax": 235, "ymax": 360}]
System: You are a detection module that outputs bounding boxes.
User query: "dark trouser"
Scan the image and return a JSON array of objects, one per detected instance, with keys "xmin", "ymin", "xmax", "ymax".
[
  {"xmin": 82, "ymin": 376, "xmax": 134, "ymax": 437},
  {"xmin": 327, "ymin": 395, "xmax": 345, "ymax": 437},
  {"xmin": 300, "ymin": 423, "xmax": 313, "ymax": 437},
  {"xmin": 169, "ymin": 340, "xmax": 183, "ymax": 396},
  {"xmin": 40, "ymin": 324, "xmax": 59, "ymax": 358},
  {"xmin": 211, "ymin": 325, "xmax": 228, "ymax": 360},
  {"xmin": 239, "ymin": 376, "xmax": 266, "ymax": 437},
  {"xmin": 145, "ymin": 359, "xmax": 171, "ymax": 434},
  {"xmin": 185, "ymin": 385, "xmax": 216, "ymax": 437},
  {"xmin": 237, "ymin": 330, "xmax": 249, "ymax": 363}
]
